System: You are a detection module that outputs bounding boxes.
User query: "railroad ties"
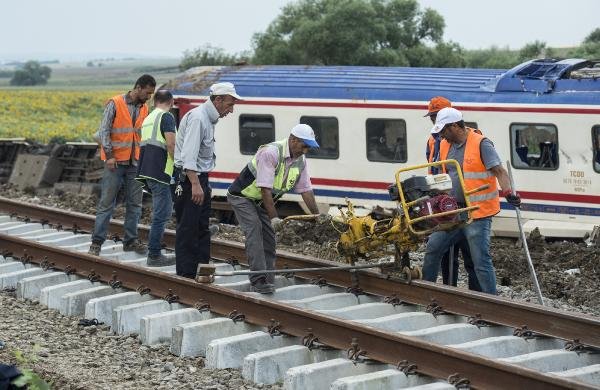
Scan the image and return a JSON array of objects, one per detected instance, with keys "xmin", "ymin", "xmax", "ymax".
[{"xmin": 1, "ymin": 211, "xmax": 600, "ymax": 389}]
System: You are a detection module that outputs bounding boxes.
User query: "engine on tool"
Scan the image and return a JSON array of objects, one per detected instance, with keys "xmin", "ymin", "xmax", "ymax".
[
  {"xmin": 389, "ymin": 174, "xmax": 459, "ymax": 230},
  {"xmin": 335, "ymin": 170, "xmax": 466, "ymax": 277}
]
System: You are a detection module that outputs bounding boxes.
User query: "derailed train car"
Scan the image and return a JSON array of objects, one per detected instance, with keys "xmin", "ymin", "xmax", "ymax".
[{"xmin": 162, "ymin": 58, "xmax": 600, "ymax": 237}]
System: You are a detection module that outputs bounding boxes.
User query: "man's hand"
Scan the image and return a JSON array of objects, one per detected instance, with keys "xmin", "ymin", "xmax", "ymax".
[
  {"xmin": 191, "ymin": 182, "xmax": 204, "ymax": 205},
  {"xmin": 270, "ymin": 217, "xmax": 283, "ymax": 232},
  {"xmin": 501, "ymin": 189, "xmax": 521, "ymax": 208},
  {"xmin": 105, "ymin": 158, "xmax": 117, "ymax": 171}
]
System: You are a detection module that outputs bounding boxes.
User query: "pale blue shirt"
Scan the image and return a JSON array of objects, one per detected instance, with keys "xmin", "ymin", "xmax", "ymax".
[{"xmin": 174, "ymin": 100, "xmax": 220, "ymax": 172}]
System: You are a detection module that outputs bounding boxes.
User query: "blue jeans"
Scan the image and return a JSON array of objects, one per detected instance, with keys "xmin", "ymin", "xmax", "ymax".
[
  {"xmin": 91, "ymin": 164, "xmax": 142, "ymax": 245},
  {"xmin": 147, "ymin": 179, "xmax": 173, "ymax": 256},
  {"xmin": 423, "ymin": 217, "xmax": 496, "ymax": 294}
]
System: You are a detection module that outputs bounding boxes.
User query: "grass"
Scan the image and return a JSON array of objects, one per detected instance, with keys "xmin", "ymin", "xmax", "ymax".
[{"xmin": 0, "ymin": 58, "xmax": 181, "ymax": 142}]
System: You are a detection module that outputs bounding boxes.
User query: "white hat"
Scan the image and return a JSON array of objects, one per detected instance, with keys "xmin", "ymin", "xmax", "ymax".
[
  {"xmin": 430, "ymin": 107, "xmax": 463, "ymax": 134},
  {"xmin": 209, "ymin": 82, "xmax": 242, "ymax": 100},
  {"xmin": 291, "ymin": 124, "xmax": 319, "ymax": 148}
]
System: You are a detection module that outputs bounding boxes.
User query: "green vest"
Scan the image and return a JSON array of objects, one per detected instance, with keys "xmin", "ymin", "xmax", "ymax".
[
  {"xmin": 240, "ymin": 139, "xmax": 306, "ymax": 201},
  {"xmin": 137, "ymin": 109, "xmax": 175, "ymax": 185}
]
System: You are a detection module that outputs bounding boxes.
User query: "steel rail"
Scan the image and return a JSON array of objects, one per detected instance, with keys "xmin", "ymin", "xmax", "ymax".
[
  {"xmin": 1, "ymin": 196, "xmax": 600, "ymax": 349},
  {"xmin": 0, "ymin": 233, "xmax": 592, "ymax": 390}
]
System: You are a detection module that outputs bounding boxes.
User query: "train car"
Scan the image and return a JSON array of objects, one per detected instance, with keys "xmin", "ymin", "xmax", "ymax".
[{"xmin": 163, "ymin": 58, "xmax": 600, "ymax": 237}]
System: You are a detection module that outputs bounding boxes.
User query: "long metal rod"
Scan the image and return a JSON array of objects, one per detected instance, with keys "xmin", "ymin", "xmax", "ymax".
[
  {"xmin": 506, "ymin": 161, "xmax": 545, "ymax": 305},
  {"xmin": 211, "ymin": 261, "xmax": 396, "ymax": 276}
]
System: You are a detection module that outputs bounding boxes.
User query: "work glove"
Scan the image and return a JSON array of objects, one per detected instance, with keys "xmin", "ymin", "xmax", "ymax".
[
  {"xmin": 502, "ymin": 190, "xmax": 521, "ymax": 208},
  {"xmin": 271, "ymin": 217, "xmax": 283, "ymax": 232}
]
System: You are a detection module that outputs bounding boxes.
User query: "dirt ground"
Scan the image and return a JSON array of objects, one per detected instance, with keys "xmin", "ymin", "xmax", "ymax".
[{"xmin": 2, "ymin": 183, "xmax": 599, "ymax": 317}]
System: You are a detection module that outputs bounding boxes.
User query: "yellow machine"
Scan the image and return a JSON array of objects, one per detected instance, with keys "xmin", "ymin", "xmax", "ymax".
[{"xmin": 334, "ymin": 160, "xmax": 488, "ymax": 279}]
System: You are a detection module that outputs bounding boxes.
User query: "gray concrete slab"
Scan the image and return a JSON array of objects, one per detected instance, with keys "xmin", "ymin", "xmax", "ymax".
[
  {"xmin": 283, "ymin": 293, "xmax": 362, "ymax": 310},
  {"xmin": 23, "ymin": 231, "xmax": 73, "ymax": 241},
  {"xmin": 111, "ymin": 300, "xmax": 182, "ymax": 335},
  {"xmin": 171, "ymin": 317, "xmax": 261, "ymax": 357},
  {"xmin": 0, "ymin": 215, "xmax": 12, "ymax": 223},
  {"xmin": 551, "ymin": 364, "xmax": 600, "ymax": 386},
  {"xmin": 246, "ymin": 284, "xmax": 340, "ymax": 301},
  {"xmin": 140, "ymin": 308, "xmax": 213, "ymax": 345},
  {"xmin": 1, "ymin": 223, "xmax": 45, "ymax": 235},
  {"xmin": 283, "ymin": 358, "xmax": 386, "ymax": 390},
  {"xmin": 243, "ymin": 345, "xmax": 343, "ymax": 385},
  {"xmin": 356, "ymin": 312, "xmax": 462, "ymax": 332},
  {"xmin": 0, "ymin": 268, "xmax": 45, "ymax": 289},
  {"xmin": 401, "ymin": 323, "xmax": 512, "ymax": 345},
  {"xmin": 60, "ymin": 286, "xmax": 116, "ymax": 316},
  {"xmin": 317, "ymin": 302, "xmax": 418, "ymax": 320},
  {"xmin": 331, "ymin": 369, "xmax": 432, "ymax": 390},
  {"xmin": 13, "ymin": 228, "xmax": 56, "ymax": 237},
  {"xmin": 449, "ymin": 335, "xmax": 564, "ymax": 359},
  {"xmin": 40, "ymin": 279, "xmax": 94, "ymax": 309},
  {"xmin": 17, "ymin": 272, "xmax": 77, "ymax": 300},
  {"xmin": 499, "ymin": 349, "xmax": 600, "ymax": 372},
  {"xmin": 0, "ymin": 261, "xmax": 26, "ymax": 274},
  {"xmin": 39, "ymin": 234, "xmax": 92, "ymax": 246},
  {"xmin": 206, "ymin": 331, "xmax": 298, "ymax": 369},
  {"xmin": 84, "ymin": 291, "xmax": 153, "ymax": 326},
  {"xmin": 0, "ymin": 222, "xmax": 28, "ymax": 233}
]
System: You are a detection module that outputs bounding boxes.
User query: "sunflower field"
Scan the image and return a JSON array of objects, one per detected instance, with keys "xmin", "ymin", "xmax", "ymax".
[{"xmin": 0, "ymin": 89, "xmax": 119, "ymax": 143}]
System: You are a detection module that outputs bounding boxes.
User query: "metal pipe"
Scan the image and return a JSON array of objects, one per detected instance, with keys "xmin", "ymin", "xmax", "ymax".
[
  {"xmin": 210, "ymin": 261, "xmax": 396, "ymax": 276},
  {"xmin": 506, "ymin": 161, "xmax": 545, "ymax": 305}
]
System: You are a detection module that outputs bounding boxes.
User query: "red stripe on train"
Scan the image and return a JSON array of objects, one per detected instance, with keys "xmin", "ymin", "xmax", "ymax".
[
  {"xmin": 210, "ymin": 171, "xmax": 600, "ymax": 204},
  {"xmin": 176, "ymin": 98, "xmax": 600, "ymax": 115}
]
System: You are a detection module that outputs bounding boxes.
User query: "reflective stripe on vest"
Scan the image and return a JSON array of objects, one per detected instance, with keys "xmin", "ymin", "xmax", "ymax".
[
  {"xmin": 136, "ymin": 109, "xmax": 175, "ymax": 184},
  {"xmin": 100, "ymin": 94, "xmax": 148, "ymax": 161},
  {"xmin": 440, "ymin": 129, "xmax": 499, "ymax": 219},
  {"xmin": 240, "ymin": 139, "xmax": 306, "ymax": 201}
]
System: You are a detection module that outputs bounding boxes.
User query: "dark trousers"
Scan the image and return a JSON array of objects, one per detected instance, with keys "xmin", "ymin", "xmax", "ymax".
[
  {"xmin": 440, "ymin": 237, "xmax": 482, "ymax": 291},
  {"xmin": 174, "ymin": 172, "xmax": 211, "ymax": 278}
]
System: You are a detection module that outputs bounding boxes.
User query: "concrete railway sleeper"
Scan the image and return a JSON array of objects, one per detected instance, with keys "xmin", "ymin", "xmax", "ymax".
[{"xmin": 0, "ymin": 213, "xmax": 600, "ymax": 389}]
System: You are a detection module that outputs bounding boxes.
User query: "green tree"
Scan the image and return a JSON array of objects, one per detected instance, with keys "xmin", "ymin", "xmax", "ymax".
[
  {"xmin": 180, "ymin": 44, "xmax": 247, "ymax": 70},
  {"xmin": 584, "ymin": 28, "xmax": 600, "ymax": 44},
  {"xmin": 10, "ymin": 61, "xmax": 51, "ymax": 86},
  {"xmin": 567, "ymin": 28, "xmax": 600, "ymax": 59},
  {"xmin": 251, "ymin": 0, "xmax": 460, "ymax": 67}
]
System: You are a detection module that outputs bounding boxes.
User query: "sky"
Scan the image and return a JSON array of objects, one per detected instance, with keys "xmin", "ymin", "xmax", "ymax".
[{"xmin": 2, "ymin": 0, "xmax": 598, "ymax": 62}]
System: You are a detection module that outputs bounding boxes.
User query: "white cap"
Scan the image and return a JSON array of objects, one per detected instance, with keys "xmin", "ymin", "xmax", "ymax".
[
  {"xmin": 291, "ymin": 124, "xmax": 319, "ymax": 148},
  {"xmin": 209, "ymin": 82, "xmax": 242, "ymax": 100},
  {"xmin": 430, "ymin": 107, "xmax": 463, "ymax": 134}
]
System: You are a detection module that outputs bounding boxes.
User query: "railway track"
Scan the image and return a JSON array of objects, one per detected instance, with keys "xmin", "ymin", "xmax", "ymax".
[{"xmin": 0, "ymin": 197, "xmax": 599, "ymax": 389}]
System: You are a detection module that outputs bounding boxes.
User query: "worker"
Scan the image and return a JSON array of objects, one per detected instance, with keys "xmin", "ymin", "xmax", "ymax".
[
  {"xmin": 136, "ymin": 89, "xmax": 177, "ymax": 267},
  {"xmin": 88, "ymin": 75, "xmax": 156, "ymax": 256},
  {"xmin": 173, "ymin": 82, "xmax": 241, "ymax": 279},
  {"xmin": 422, "ymin": 107, "xmax": 521, "ymax": 295},
  {"xmin": 227, "ymin": 124, "xmax": 321, "ymax": 293},
  {"xmin": 424, "ymin": 97, "xmax": 481, "ymax": 291}
]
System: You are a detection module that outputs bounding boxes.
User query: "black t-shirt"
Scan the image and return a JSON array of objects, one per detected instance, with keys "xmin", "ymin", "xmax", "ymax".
[{"xmin": 159, "ymin": 112, "xmax": 176, "ymax": 138}]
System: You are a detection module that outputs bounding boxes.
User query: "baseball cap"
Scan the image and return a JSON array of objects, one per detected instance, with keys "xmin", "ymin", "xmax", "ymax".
[
  {"xmin": 209, "ymin": 82, "xmax": 242, "ymax": 100},
  {"xmin": 424, "ymin": 96, "xmax": 452, "ymax": 117},
  {"xmin": 291, "ymin": 124, "xmax": 319, "ymax": 148},
  {"xmin": 431, "ymin": 107, "xmax": 462, "ymax": 134}
]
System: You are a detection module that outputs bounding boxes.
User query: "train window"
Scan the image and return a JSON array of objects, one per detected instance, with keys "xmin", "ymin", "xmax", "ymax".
[
  {"xmin": 365, "ymin": 119, "xmax": 407, "ymax": 163},
  {"xmin": 239, "ymin": 115, "xmax": 275, "ymax": 155},
  {"xmin": 593, "ymin": 125, "xmax": 600, "ymax": 173},
  {"xmin": 299, "ymin": 116, "xmax": 339, "ymax": 159},
  {"xmin": 510, "ymin": 123, "xmax": 558, "ymax": 170}
]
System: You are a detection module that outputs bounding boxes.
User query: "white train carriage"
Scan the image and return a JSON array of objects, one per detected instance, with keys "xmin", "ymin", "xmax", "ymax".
[{"xmin": 164, "ymin": 59, "xmax": 600, "ymax": 237}]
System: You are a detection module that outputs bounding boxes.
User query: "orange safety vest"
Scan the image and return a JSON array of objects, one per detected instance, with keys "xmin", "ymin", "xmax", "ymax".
[
  {"xmin": 427, "ymin": 128, "xmax": 482, "ymax": 173},
  {"xmin": 440, "ymin": 129, "xmax": 499, "ymax": 219},
  {"xmin": 100, "ymin": 95, "xmax": 148, "ymax": 161}
]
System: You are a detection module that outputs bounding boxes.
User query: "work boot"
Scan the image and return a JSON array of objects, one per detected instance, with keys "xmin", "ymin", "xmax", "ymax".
[
  {"xmin": 123, "ymin": 239, "xmax": 148, "ymax": 255},
  {"xmin": 251, "ymin": 279, "xmax": 275, "ymax": 294},
  {"xmin": 88, "ymin": 241, "xmax": 102, "ymax": 256},
  {"xmin": 147, "ymin": 253, "xmax": 175, "ymax": 267}
]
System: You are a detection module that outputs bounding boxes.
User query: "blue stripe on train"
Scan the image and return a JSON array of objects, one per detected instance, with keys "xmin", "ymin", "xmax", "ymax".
[{"xmin": 210, "ymin": 181, "xmax": 600, "ymax": 216}]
